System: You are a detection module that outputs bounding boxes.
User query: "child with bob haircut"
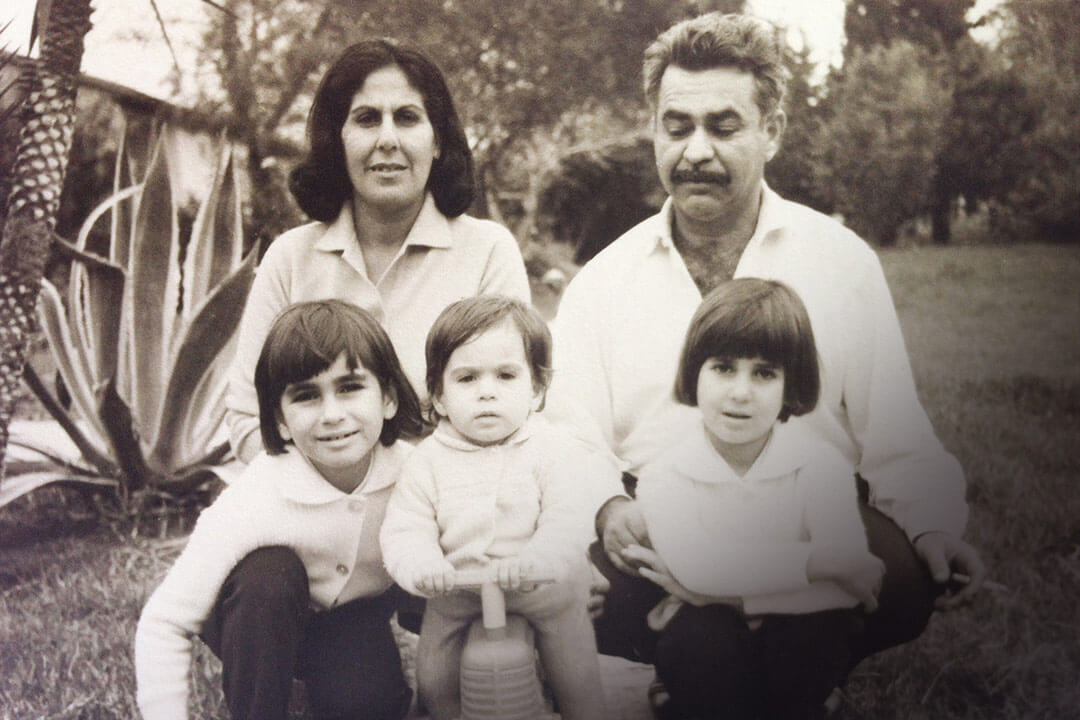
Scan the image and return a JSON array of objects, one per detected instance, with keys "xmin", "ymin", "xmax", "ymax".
[
  {"xmin": 380, "ymin": 294, "xmax": 606, "ymax": 720},
  {"xmin": 624, "ymin": 278, "xmax": 886, "ymax": 720},
  {"xmin": 135, "ymin": 299, "xmax": 424, "ymax": 720}
]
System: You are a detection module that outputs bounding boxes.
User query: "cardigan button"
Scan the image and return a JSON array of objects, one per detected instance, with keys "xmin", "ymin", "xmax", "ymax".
[
  {"xmin": 336, "ymin": 564, "xmax": 348, "ymax": 575},
  {"xmin": 348, "ymin": 500, "xmax": 363, "ymax": 512}
]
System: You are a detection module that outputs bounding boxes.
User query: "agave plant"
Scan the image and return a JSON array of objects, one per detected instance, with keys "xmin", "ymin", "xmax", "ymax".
[{"xmin": 1, "ymin": 122, "xmax": 256, "ymax": 508}]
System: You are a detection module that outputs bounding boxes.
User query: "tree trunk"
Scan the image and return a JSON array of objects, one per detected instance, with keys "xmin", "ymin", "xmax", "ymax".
[
  {"xmin": 931, "ymin": 178, "xmax": 952, "ymax": 245},
  {"xmin": 0, "ymin": 0, "xmax": 93, "ymax": 478}
]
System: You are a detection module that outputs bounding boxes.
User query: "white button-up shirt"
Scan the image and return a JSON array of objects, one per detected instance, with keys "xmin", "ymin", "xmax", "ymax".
[{"xmin": 546, "ymin": 183, "xmax": 967, "ymax": 540}]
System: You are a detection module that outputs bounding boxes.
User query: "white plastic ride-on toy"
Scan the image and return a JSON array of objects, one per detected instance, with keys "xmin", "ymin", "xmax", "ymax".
[{"xmin": 450, "ymin": 566, "xmax": 560, "ymax": 720}]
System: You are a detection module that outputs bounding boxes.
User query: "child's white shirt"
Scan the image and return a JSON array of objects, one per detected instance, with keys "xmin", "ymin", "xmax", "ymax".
[
  {"xmin": 134, "ymin": 440, "xmax": 411, "ymax": 720},
  {"xmin": 380, "ymin": 415, "xmax": 596, "ymax": 596},
  {"xmin": 637, "ymin": 416, "xmax": 873, "ymax": 615}
]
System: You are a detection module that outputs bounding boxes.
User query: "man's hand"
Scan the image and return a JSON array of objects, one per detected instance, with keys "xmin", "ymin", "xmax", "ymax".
[
  {"xmin": 598, "ymin": 497, "xmax": 650, "ymax": 575},
  {"xmin": 807, "ymin": 547, "xmax": 885, "ymax": 613},
  {"xmin": 913, "ymin": 531, "xmax": 987, "ymax": 609}
]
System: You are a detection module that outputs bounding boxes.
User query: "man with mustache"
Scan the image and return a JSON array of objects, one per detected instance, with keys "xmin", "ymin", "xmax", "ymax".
[{"xmin": 545, "ymin": 11, "xmax": 986, "ymax": 715}]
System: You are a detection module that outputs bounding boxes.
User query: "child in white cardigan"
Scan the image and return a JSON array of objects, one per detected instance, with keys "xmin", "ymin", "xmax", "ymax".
[
  {"xmin": 380, "ymin": 295, "xmax": 605, "ymax": 720},
  {"xmin": 134, "ymin": 300, "xmax": 424, "ymax": 720},
  {"xmin": 625, "ymin": 278, "xmax": 886, "ymax": 720}
]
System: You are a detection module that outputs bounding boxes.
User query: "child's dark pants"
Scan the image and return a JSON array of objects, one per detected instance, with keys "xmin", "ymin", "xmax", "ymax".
[
  {"xmin": 200, "ymin": 546, "xmax": 412, "ymax": 720},
  {"xmin": 655, "ymin": 603, "xmax": 861, "ymax": 720}
]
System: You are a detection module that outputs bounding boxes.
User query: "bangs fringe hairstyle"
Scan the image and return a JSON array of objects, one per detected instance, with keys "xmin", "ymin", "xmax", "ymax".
[
  {"xmin": 288, "ymin": 38, "xmax": 475, "ymax": 222},
  {"xmin": 675, "ymin": 278, "xmax": 819, "ymax": 421},
  {"xmin": 255, "ymin": 299, "xmax": 424, "ymax": 454},
  {"xmin": 643, "ymin": 12, "xmax": 789, "ymax": 120},
  {"xmin": 424, "ymin": 295, "xmax": 552, "ymax": 421}
]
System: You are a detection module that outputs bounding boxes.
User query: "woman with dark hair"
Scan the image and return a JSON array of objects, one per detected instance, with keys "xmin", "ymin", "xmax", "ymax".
[{"xmin": 227, "ymin": 39, "xmax": 530, "ymax": 463}]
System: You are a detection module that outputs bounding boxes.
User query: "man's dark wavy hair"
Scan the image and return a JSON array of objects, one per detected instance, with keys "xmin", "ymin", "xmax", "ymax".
[{"xmin": 288, "ymin": 38, "xmax": 475, "ymax": 222}]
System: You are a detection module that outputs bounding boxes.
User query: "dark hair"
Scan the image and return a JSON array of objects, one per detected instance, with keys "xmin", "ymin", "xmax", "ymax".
[
  {"xmin": 674, "ymin": 278, "xmax": 819, "ymax": 421},
  {"xmin": 288, "ymin": 38, "xmax": 475, "ymax": 222},
  {"xmin": 424, "ymin": 295, "xmax": 552, "ymax": 421},
  {"xmin": 255, "ymin": 299, "xmax": 424, "ymax": 454},
  {"xmin": 643, "ymin": 13, "xmax": 789, "ymax": 120}
]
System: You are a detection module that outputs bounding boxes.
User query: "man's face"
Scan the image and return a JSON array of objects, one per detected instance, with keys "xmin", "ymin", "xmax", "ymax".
[{"xmin": 653, "ymin": 65, "xmax": 784, "ymax": 232}]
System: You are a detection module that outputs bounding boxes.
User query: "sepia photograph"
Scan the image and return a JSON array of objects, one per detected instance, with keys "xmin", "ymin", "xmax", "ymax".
[{"xmin": 1, "ymin": 0, "xmax": 1077, "ymax": 718}]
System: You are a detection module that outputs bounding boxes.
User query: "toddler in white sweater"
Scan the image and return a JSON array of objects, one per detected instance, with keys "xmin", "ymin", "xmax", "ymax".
[{"xmin": 380, "ymin": 295, "xmax": 605, "ymax": 720}]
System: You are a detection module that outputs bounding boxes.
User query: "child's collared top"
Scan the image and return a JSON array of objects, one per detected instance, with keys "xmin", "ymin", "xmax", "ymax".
[
  {"xmin": 637, "ymin": 416, "xmax": 874, "ymax": 616},
  {"xmin": 134, "ymin": 440, "xmax": 410, "ymax": 719},
  {"xmin": 380, "ymin": 415, "xmax": 598, "ymax": 597}
]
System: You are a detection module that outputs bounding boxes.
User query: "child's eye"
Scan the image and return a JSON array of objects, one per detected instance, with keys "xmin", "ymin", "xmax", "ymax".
[
  {"xmin": 456, "ymin": 374, "xmax": 475, "ymax": 383},
  {"xmin": 498, "ymin": 370, "xmax": 518, "ymax": 380},
  {"xmin": 287, "ymin": 389, "xmax": 318, "ymax": 403},
  {"xmin": 339, "ymin": 381, "xmax": 366, "ymax": 393},
  {"xmin": 710, "ymin": 360, "xmax": 734, "ymax": 374}
]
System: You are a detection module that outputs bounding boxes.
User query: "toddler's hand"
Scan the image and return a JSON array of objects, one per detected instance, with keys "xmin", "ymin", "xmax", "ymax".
[
  {"xmin": 494, "ymin": 557, "xmax": 524, "ymax": 591},
  {"xmin": 414, "ymin": 560, "xmax": 456, "ymax": 596},
  {"xmin": 808, "ymin": 547, "xmax": 885, "ymax": 612}
]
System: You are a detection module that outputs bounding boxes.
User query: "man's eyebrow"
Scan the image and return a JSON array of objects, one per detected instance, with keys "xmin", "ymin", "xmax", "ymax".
[
  {"xmin": 705, "ymin": 109, "xmax": 743, "ymax": 123},
  {"xmin": 660, "ymin": 109, "xmax": 691, "ymax": 121}
]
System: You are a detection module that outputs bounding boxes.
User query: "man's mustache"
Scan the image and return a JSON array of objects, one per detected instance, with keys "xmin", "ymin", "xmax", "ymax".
[{"xmin": 671, "ymin": 169, "xmax": 729, "ymax": 185}]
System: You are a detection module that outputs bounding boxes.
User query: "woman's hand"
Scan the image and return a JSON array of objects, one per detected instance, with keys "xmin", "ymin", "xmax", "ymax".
[
  {"xmin": 807, "ymin": 547, "xmax": 885, "ymax": 612},
  {"xmin": 414, "ymin": 560, "xmax": 457, "ymax": 596},
  {"xmin": 622, "ymin": 544, "xmax": 717, "ymax": 608}
]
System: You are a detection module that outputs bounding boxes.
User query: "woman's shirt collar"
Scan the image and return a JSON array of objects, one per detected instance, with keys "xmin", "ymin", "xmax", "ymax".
[{"xmin": 314, "ymin": 193, "xmax": 452, "ymax": 255}]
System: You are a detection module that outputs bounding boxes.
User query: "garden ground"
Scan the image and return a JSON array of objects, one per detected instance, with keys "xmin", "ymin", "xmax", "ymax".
[{"xmin": 1, "ymin": 242, "xmax": 1078, "ymax": 719}]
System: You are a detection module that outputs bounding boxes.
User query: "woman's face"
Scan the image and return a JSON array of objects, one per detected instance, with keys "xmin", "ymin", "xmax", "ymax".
[{"xmin": 341, "ymin": 64, "xmax": 440, "ymax": 215}]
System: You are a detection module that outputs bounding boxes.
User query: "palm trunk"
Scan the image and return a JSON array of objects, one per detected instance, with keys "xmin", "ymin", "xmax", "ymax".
[{"xmin": 0, "ymin": 0, "xmax": 93, "ymax": 478}]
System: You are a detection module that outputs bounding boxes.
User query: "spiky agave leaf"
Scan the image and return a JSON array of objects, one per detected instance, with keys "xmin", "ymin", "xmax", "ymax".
[
  {"xmin": 126, "ymin": 128, "xmax": 183, "ymax": 450},
  {"xmin": 181, "ymin": 135, "xmax": 242, "ymax": 322},
  {"xmin": 111, "ymin": 119, "xmax": 139, "ymax": 406},
  {"xmin": 149, "ymin": 247, "xmax": 255, "ymax": 474},
  {"xmin": 69, "ymin": 185, "xmax": 137, "ymax": 389},
  {"xmin": 36, "ymin": 278, "xmax": 111, "ymax": 455}
]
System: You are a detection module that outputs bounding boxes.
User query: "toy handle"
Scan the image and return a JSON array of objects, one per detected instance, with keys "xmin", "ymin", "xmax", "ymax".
[
  {"xmin": 453, "ymin": 565, "xmax": 560, "ymax": 629},
  {"xmin": 453, "ymin": 565, "xmax": 560, "ymax": 590}
]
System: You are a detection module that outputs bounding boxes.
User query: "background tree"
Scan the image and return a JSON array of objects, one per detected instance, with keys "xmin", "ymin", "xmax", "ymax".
[
  {"xmin": 816, "ymin": 41, "xmax": 951, "ymax": 246},
  {"xmin": 843, "ymin": 0, "xmax": 976, "ymax": 244},
  {"xmin": 844, "ymin": 0, "xmax": 974, "ymax": 52},
  {"xmin": 765, "ymin": 39, "xmax": 832, "ymax": 214},
  {"xmin": 991, "ymin": 0, "xmax": 1080, "ymax": 242}
]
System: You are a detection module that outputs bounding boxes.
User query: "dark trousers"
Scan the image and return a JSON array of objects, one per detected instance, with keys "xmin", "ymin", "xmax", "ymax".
[
  {"xmin": 590, "ymin": 489, "xmax": 939, "ymax": 716},
  {"xmin": 656, "ymin": 604, "xmax": 862, "ymax": 720},
  {"xmin": 200, "ymin": 546, "xmax": 413, "ymax": 720}
]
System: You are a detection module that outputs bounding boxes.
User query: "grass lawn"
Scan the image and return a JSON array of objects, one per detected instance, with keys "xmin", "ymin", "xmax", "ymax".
[{"xmin": 2, "ymin": 243, "xmax": 1078, "ymax": 719}]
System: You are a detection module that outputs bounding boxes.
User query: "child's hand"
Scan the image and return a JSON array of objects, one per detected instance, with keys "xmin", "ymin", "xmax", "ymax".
[
  {"xmin": 622, "ymin": 544, "xmax": 720, "ymax": 608},
  {"xmin": 494, "ymin": 557, "xmax": 525, "ymax": 591},
  {"xmin": 414, "ymin": 560, "xmax": 457, "ymax": 596},
  {"xmin": 808, "ymin": 547, "xmax": 885, "ymax": 612}
]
